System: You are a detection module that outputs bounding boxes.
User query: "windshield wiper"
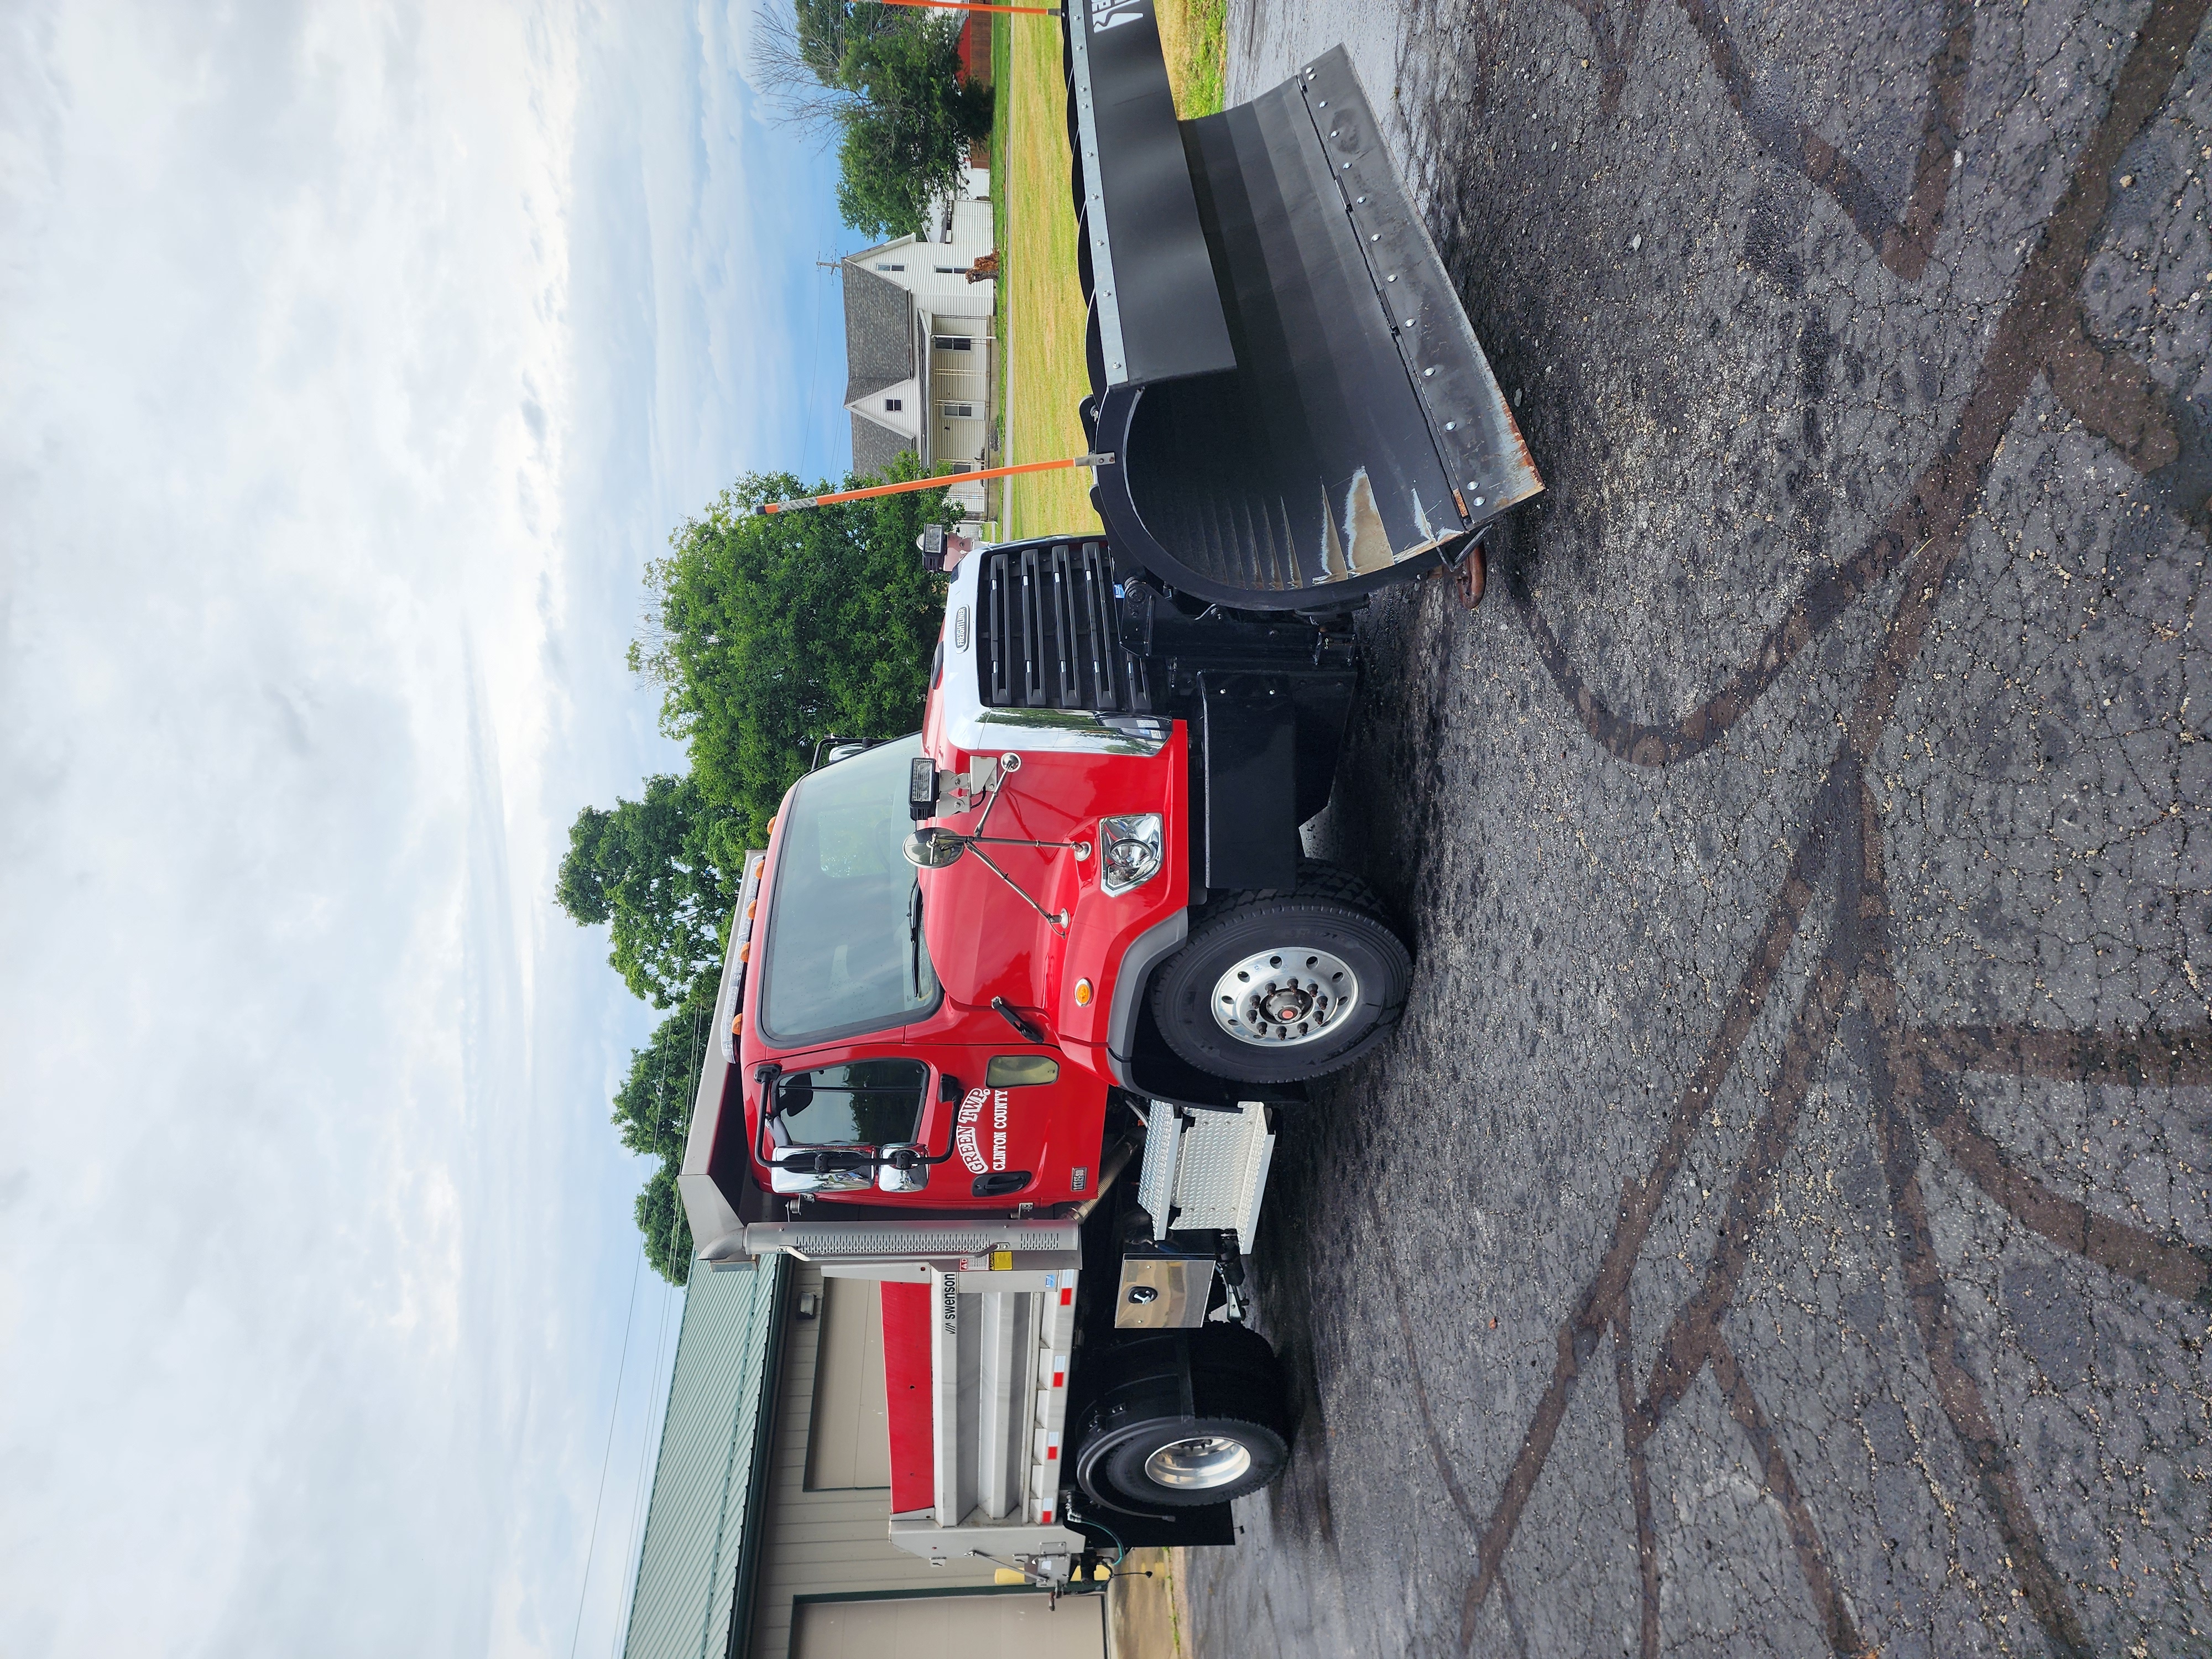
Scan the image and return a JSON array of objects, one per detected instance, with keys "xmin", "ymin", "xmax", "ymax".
[
  {"xmin": 992, "ymin": 997, "xmax": 1046, "ymax": 1044},
  {"xmin": 906, "ymin": 882, "xmax": 924, "ymax": 1001}
]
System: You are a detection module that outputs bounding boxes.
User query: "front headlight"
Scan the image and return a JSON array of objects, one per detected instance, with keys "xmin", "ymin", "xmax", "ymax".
[{"xmin": 1099, "ymin": 814, "xmax": 1164, "ymax": 895}]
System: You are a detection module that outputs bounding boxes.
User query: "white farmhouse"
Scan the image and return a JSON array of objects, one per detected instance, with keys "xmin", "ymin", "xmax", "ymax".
[{"xmin": 843, "ymin": 169, "xmax": 995, "ymax": 520}]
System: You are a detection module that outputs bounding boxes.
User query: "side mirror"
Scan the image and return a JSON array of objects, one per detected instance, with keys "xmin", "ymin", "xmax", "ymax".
[
  {"xmin": 769, "ymin": 1072, "xmax": 813, "ymax": 1119},
  {"xmin": 902, "ymin": 827, "xmax": 969, "ymax": 868},
  {"xmin": 770, "ymin": 1157, "xmax": 873, "ymax": 1196},
  {"xmin": 878, "ymin": 1145, "xmax": 931, "ymax": 1194}
]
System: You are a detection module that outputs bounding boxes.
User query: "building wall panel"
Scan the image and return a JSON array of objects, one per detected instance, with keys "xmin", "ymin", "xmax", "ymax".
[
  {"xmin": 804, "ymin": 1278, "xmax": 890, "ymax": 1491},
  {"xmin": 745, "ymin": 1267, "xmax": 997, "ymax": 1659},
  {"xmin": 791, "ymin": 1594, "xmax": 1102, "ymax": 1659}
]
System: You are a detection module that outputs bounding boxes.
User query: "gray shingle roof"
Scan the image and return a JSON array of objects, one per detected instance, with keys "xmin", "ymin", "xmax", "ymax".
[
  {"xmin": 849, "ymin": 414, "xmax": 916, "ymax": 480},
  {"xmin": 843, "ymin": 262, "xmax": 914, "ymax": 404}
]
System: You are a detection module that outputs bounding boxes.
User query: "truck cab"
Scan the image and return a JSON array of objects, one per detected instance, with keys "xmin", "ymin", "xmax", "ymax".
[{"xmin": 725, "ymin": 700, "xmax": 1184, "ymax": 1215}]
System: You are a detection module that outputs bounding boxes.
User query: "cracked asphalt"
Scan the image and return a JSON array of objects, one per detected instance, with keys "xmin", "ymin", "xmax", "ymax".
[{"xmin": 1193, "ymin": 0, "xmax": 2212, "ymax": 1653}]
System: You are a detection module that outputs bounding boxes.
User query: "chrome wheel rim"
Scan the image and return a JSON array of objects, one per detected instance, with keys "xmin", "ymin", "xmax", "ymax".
[
  {"xmin": 1144, "ymin": 1434, "xmax": 1253, "ymax": 1491},
  {"xmin": 1210, "ymin": 946, "xmax": 1359, "ymax": 1047}
]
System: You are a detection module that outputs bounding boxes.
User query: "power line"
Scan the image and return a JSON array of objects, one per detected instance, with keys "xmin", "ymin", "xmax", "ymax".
[
  {"xmin": 595, "ymin": 926, "xmax": 727, "ymax": 1656},
  {"xmin": 608, "ymin": 1051, "xmax": 690, "ymax": 1658},
  {"xmin": 609, "ymin": 1279, "xmax": 677, "ymax": 1659},
  {"xmin": 798, "ymin": 254, "xmax": 831, "ymax": 481},
  {"xmin": 568, "ymin": 1246, "xmax": 647, "ymax": 1659}
]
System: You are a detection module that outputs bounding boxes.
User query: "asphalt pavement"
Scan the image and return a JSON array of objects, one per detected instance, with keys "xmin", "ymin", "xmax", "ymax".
[{"xmin": 1194, "ymin": 0, "xmax": 2212, "ymax": 1653}]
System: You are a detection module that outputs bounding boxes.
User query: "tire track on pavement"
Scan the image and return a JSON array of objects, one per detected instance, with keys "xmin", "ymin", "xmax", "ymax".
[
  {"xmin": 1447, "ymin": 9, "xmax": 2211, "ymax": 1647},
  {"xmin": 1515, "ymin": 0, "xmax": 2207, "ymax": 772}
]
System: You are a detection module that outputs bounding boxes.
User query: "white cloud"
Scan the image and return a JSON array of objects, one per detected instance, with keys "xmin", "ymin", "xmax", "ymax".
[{"xmin": 0, "ymin": 2, "xmax": 846, "ymax": 1653}]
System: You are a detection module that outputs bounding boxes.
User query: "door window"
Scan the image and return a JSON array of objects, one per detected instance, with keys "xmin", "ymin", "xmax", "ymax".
[
  {"xmin": 984, "ymin": 1054, "xmax": 1059, "ymax": 1087},
  {"xmin": 774, "ymin": 1059, "xmax": 928, "ymax": 1147}
]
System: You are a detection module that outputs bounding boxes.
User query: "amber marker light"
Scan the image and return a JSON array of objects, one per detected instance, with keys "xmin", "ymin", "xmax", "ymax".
[{"xmin": 1073, "ymin": 979, "xmax": 1094, "ymax": 1005}]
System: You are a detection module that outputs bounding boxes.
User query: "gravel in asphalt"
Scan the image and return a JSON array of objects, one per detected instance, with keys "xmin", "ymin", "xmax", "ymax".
[{"xmin": 1189, "ymin": 1, "xmax": 2212, "ymax": 1654}]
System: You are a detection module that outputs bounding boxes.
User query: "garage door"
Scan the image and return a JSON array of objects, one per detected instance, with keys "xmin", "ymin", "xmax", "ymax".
[
  {"xmin": 792, "ymin": 1593, "xmax": 1104, "ymax": 1659},
  {"xmin": 805, "ymin": 1277, "xmax": 890, "ymax": 1490}
]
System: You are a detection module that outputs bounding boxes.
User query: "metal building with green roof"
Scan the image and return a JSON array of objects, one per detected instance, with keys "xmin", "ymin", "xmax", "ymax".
[
  {"xmin": 618, "ymin": 1258, "xmax": 1103, "ymax": 1659},
  {"xmin": 621, "ymin": 1258, "xmax": 790, "ymax": 1659}
]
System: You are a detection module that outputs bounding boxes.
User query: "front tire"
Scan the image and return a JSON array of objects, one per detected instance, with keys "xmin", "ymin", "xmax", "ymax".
[{"xmin": 1149, "ymin": 862, "xmax": 1412, "ymax": 1084}]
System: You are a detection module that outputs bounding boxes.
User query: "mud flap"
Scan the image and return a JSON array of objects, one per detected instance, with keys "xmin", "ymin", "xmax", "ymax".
[
  {"xmin": 1197, "ymin": 672, "xmax": 1299, "ymax": 890},
  {"xmin": 1067, "ymin": 12, "xmax": 1540, "ymax": 608}
]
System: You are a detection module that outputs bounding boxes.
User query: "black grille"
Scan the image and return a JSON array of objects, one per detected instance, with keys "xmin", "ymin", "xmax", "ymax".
[{"xmin": 977, "ymin": 541, "xmax": 1152, "ymax": 713}]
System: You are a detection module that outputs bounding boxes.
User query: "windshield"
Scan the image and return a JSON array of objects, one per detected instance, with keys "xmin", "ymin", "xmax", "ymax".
[{"xmin": 758, "ymin": 735, "xmax": 940, "ymax": 1045}]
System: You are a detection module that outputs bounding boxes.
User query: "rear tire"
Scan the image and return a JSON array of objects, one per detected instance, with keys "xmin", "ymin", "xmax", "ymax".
[
  {"xmin": 1072, "ymin": 1327, "xmax": 1293, "ymax": 1512},
  {"xmin": 1149, "ymin": 861, "xmax": 1412, "ymax": 1084},
  {"xmin": 1097, "ymin": 1413, "xmax": 1287, "ymax": 1509}
]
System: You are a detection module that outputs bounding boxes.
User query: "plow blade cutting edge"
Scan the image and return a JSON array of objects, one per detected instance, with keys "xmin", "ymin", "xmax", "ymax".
[{"xmin": 1065, "ymin": 13, "xmax": 1540, "ymax": 608}]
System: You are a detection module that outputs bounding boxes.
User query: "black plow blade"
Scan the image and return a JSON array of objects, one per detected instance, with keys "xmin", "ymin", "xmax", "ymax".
[{"xmin": 1067, "ymin": 15, "xmax": 1540, "ymax": 608}]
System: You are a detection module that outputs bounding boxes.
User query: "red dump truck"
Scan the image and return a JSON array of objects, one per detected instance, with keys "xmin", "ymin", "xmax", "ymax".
[{"xmin": 676, "ymin": 5, "xmax": 1538, "ymax": 1592}]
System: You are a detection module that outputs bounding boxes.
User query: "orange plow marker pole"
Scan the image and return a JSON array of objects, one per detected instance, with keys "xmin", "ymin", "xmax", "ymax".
[
  {"xmin": 753, "ymin": 454, "xmax": 1113, "ymax": 515},
  {"xmin": 877, "ymin": 0, "xmax": 1062, "ymax": 13}
]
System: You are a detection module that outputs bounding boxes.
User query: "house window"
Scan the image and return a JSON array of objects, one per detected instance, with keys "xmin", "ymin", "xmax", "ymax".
[
  {"xmin": 933, "ymin": 336, "xmax": 973, "ymax": 352},
  {"xmin": 940, "ymin": 402, "xmax": 976, "ymax": 419},
  {"xmin": 874, "ymin": 262, "xmax": 905, "ymax": 272},
  {"xmin": 884, "ymin": 398, "xmax": 902, "ymax": 411},
  {"xmin": 934, "ymin": 265, "xmax": 961, "ymax": 274}
]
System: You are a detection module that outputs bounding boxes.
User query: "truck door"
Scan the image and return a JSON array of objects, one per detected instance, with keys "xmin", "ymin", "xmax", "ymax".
[
  {"xmin": 760, "ymin": 1048, "xmax": 1103, "ymax": 1209},
  {"xmin": 903, "ymin": 1045, "xmax": 1107, "ymax": 1207}
]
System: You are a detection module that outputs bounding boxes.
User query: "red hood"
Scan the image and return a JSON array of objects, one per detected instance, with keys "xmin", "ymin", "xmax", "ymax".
[{"xmin": 919, "ymin": 770, "xmax": 1088, "ymax": 1025}]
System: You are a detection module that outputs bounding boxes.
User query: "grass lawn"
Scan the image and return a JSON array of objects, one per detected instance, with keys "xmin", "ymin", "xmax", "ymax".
[
  {"xmin": 997, "ymin": 15, "xmax": 1097, "ymax": 538},
  {"xmin": 989, "ymin": 14, "xmax": 1012, "ymax": 525},
  {"xmin": 1156, "ymin": 0, "xmax": 1228, "ymax": 119},
  {"xmin": 994, "ymin": 2, "xmax": 1225, "ymax": 540}
]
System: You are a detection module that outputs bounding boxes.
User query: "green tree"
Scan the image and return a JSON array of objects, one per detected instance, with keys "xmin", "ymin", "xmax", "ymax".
[
  {"xmin": 835, "ymin": 112, "xmax": 941, "ymax": 243},
  {"xmin": 564, "ymin": 451, "xmax": 950, "ymax": 1282},
  {"xmin": 793, "ymin": 0, "xmax": 895, "ymax": 80},
  {"xmin": 613, "ymin": 980, "xmax": 718, "ymax": 1285},
  {"xmin": 634, "ymin": 1162, "xmax": 694, "ymax": 1286},
  {"xmin": 609, "ymin": 975, "xmax": 719, "ymax": 1165},
  {"xmin": 631, "ymin": 460, "xmax": 950, "ymax": 850},
  {"xmin": 830, "ymin": 14, "xmax": 991, "ymax": 238},
  {"xmin": 556, "ymin": 774, "xmax": 734, "ymax": 1009}
]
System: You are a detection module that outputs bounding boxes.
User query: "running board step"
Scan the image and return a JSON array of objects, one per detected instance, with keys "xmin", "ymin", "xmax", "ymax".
[{"xmin": 1136, "ymin": 1100, "xmax": 1276, "ymax": 1244}]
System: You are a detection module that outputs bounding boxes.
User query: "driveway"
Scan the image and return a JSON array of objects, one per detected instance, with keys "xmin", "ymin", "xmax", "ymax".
[{"xmin": 1199, "ymin": 0, "xmax": 2212, "ymax": 1654}]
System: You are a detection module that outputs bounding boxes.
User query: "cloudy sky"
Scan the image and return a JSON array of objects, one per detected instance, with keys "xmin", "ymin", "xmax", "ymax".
[{"xmin": 1, "ymin": 2, "xmax": 856, "ymax": 1653}]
